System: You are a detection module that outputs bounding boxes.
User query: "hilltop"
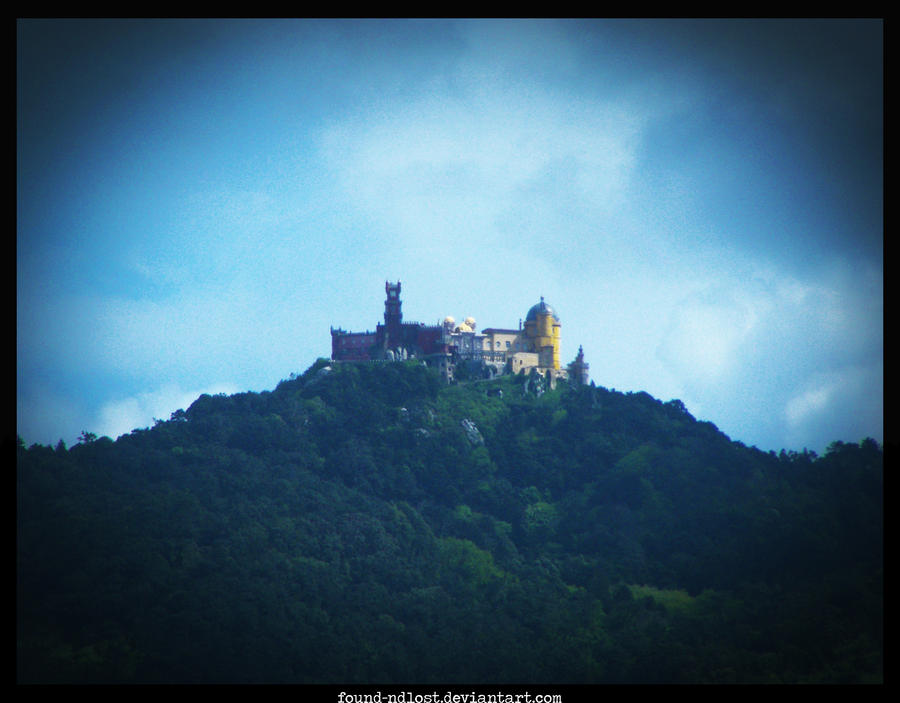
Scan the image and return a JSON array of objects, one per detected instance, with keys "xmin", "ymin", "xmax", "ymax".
[{"xmin": 17, "ymin": 360, "xmax": 883, "ymax": 683}]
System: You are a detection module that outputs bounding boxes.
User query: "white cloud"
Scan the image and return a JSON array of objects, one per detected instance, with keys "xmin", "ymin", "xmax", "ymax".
[
  {"xmin": 96, "ymin": 382, "xmax": 239, "ymax": 440},
  {"xmin": 318, "ymin": 81, "xmax": 644, "ymax": 256},
  {"xmin": 785, "ymin": 383, "xmax": 834, "ymax": 426},
  {"xmin": 656, "ymin": 280, "xmax": 765, "ymax": 387},
  {"xmin": 782, "ymin": 361, "xmax": 883, "ymax": 449},
  {"xmin": 643, "ymin": 254, "xmax": 882, "ymax": 452}
]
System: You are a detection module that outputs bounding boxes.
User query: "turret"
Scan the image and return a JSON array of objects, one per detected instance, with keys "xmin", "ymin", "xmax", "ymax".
[
  {"xmin": 523, "ymin": 296, "xmax": 561, "ymax": 369},
  {"xmin": 568, "ymin": 345, "xmax": 590, "ymax": 385}
]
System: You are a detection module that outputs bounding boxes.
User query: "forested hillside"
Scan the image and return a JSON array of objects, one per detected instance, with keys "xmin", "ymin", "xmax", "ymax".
[{"xmin": 17, "ymin": 360, "xmax": 883, "ymax": 683}]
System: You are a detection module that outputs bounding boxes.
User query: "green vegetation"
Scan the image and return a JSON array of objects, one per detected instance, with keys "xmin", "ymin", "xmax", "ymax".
[
  {"xmin": 17, "ymin": 360, "xmax": 883, "ymax": 683},
  {"xmin": 626, "ymin": 585, "xmax": 696, "ymax": 614}
]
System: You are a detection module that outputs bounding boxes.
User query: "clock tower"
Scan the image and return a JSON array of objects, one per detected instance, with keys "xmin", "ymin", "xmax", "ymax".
[{"xmin": 384, "ymin": 280, "xmax": 403, "ymax": 342}]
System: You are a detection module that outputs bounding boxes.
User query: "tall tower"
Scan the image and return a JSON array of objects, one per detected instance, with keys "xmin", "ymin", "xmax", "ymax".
[
  {"xmin": 568, "ymin": 345, "xmax": 590, "ymax": 385},
  {"xmin": 523, "ymin": 296, "xmax": 561, "ymax": 369},
  {"xmin": 384, "ymin": 280, "xmax": 403, "ymax": 345}
]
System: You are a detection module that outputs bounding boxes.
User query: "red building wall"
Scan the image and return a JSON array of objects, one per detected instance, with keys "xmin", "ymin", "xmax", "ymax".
[{"xmin": 331, "ymin": 331, "xmax": 376, "ymax": 361}]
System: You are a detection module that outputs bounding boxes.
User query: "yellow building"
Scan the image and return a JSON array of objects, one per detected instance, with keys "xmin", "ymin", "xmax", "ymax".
[
  {"xmin": 522, "ymin": 296, "xmax": 561, "ymax": 370},
  {"xmin": 478, "ymin": 296, "xmax": 563, "ymax": 379}
]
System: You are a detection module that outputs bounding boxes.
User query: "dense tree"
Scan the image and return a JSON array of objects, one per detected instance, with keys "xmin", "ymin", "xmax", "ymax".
[{"xmin": 17, "ymin": 361, "xmax": 883, "ymax": 683}]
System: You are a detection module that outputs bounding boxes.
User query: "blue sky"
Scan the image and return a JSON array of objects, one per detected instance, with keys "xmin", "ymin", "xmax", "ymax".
[{"xmin": 17, "ymin": 19, "xmax": 882, "ymax": 454}]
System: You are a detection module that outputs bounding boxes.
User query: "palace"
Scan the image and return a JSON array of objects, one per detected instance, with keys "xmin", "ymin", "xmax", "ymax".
[{"xmin": 331, "ymin": 281, "xmax": 589, "ymax": 385}]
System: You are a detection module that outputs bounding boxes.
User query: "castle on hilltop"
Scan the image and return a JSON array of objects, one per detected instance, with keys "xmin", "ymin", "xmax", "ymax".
[{"xmin": 331, "ymin": 281, "xmax": 589, "ymax": 385}]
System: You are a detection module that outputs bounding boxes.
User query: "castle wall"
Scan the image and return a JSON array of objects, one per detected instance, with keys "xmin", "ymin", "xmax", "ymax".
[
  {"xmin": 331, "ymin": 329, "xmax": 376, "ymax": 361},
  {"xmin": 509, "ymin": 351, "xmax": 540, "ymax": 374}
]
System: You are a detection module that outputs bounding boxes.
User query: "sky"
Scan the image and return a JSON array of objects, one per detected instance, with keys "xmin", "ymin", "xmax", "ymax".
[{"xmin": 17, "ymin": 19, "xmax": 883, "ymax": 455}]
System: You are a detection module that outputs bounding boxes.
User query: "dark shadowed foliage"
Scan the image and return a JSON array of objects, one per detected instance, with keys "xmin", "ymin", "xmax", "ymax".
[{"xmin": 17, "ymin": 360, "xmax": 883, "ymax": 683}]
